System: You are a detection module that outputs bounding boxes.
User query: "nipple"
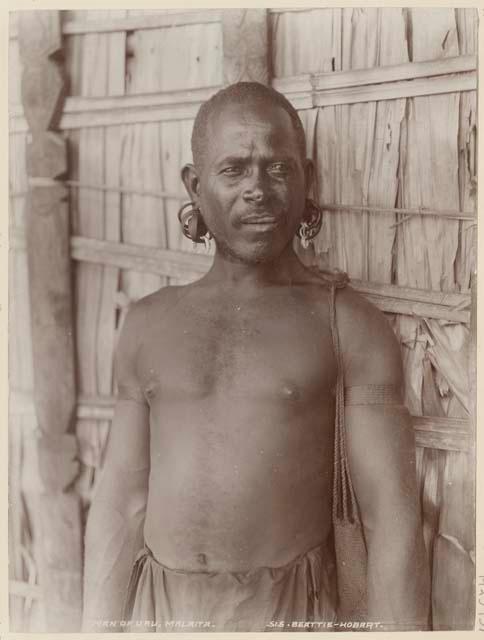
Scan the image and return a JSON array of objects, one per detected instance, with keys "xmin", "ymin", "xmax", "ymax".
[
  {"xmin": 197, "ymin": 553, "xmax": 207, "ymax": 566},
  {"xmin": 282, "ymin": 385, "xmax": 300, "ymax": 401}
]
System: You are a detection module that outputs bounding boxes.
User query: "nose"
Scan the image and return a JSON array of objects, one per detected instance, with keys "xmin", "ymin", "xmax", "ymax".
[{"xmin": 242, "ymin": 168, "xmax": 267, "ymax": 204}]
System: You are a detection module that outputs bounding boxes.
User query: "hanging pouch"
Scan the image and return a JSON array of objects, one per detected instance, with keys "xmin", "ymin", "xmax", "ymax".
[{"xmin": 329, "ymin": 281, "xmax": 368, "ymax": 624}]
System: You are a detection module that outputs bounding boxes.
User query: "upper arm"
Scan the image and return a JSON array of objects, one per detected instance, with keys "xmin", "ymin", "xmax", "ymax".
[
  {"xmin": 94, "ymin": 303, "xmax": 150, "ymax": 513},
  {"xmin": 337, "ymin": 291, "xmax": 419, "ymax": 537}
]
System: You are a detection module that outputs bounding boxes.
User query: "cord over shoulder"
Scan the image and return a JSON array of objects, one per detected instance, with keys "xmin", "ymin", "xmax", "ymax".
[{"xmin": 308, "ymin": 265, "xmax": 350, "ymax": 289}]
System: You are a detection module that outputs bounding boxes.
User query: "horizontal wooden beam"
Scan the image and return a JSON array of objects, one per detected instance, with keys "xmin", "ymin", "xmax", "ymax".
[
  {"xmin": 350, "ymin": 279, "xmax": 470, "ymax": 324},
  {"xmin": 352, "ymin": 295, "xmax": 467, "ymax": 324},
  {"xmin": 350, "ymin": 279, "xmax": 467, "ymax": 309},
  {"xmin": 269, "ymin": 8, "xmax": 316, "ymax": 14},
  {"xmin": 63, "ymin": 10, "xmax": 221, "ymax": 35},
  {"xmin": 274, "ymin": 69, "xmax": 476, "ymax": 110},
  {"xmin": 9, "ymin": 579, "xmax": 43, "ymax": 601},
  {"xmin": 10, "ymin": 228, "xmax": 470, "ymax": 323},
  {"xmin": 11, "ymin": 390, "xmax": 471, "ymax": 452},
  {"xmin": 312, "ymin": 72, "xmax": 476, "ymax": 108},
  {"xmin": 65, "ymin": 180, "xmax": 183, "ymax": 200},
  {"xmin": 10, "ymin": 85, "xmax": 221, "ymax": 132},
  {"xmin": 9, "ymin": 10, "xmax": 221, "ymax": 39},
  {"xmin": 321, "ymin": 203, "xmax": 475, "ymax": 222},
  {"xmin": 413, "ymin": 416, "xmax": 471, "ymax": 453},
  {"xmin": 274, "ymin": 55, "xmax": 476, "ymax": 93},
  {"xmin": 10, "ymin": 56, "xmax": 476, "ymax": 132},
  {"xmin": 71, "ymin": 235, "xmax": 211, "ymax": 281}
]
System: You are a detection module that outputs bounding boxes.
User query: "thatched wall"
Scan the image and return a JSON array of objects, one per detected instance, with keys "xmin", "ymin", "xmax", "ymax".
[{"xmin": 9, "ymin": 8, "xmax": 477, "ymax": 632}]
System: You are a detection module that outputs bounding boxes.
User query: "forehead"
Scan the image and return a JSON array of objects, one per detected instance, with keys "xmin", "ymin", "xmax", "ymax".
[{"xmin": 205, "ymin": 101, "xmax": 302, "ymax": 160}]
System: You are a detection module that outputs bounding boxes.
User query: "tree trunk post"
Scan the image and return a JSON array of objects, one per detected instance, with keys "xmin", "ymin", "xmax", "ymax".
[{"xmin": 18, "ymin": 10, "xmax": 83, "ymax": 631}]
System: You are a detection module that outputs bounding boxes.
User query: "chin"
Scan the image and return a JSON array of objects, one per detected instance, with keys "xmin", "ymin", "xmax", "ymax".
[{"xmin": 227, "ymin": 242, "xmax": 287, "ymax": 265}]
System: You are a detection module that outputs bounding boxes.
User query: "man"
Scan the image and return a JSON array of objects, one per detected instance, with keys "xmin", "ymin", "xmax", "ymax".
[{"xmin": 82, "ymin": 82, "xmax": 430, "ymax": 633}]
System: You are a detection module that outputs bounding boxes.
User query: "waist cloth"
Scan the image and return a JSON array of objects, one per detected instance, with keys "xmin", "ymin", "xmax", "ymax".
[{"xmin": 122, "ymin": 540, "xmax": 337, "ymax": 632}]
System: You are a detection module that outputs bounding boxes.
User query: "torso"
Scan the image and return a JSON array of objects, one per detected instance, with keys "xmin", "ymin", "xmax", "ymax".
[{"xmin": 136, "ymin": 276, "xmax": 339, "ymax": 572}]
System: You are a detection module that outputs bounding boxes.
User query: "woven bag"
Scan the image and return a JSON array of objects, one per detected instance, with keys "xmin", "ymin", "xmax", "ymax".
[{"xmin": 329, "ymin": 280, "xmax": 368, "ymax": 623}]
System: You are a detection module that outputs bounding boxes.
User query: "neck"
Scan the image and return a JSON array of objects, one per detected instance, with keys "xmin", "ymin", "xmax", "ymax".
[{"xmin": 205, "ymin": 243, "xmax": 307, "ymax": 288}]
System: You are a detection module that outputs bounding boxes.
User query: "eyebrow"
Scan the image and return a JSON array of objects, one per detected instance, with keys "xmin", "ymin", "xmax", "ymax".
[
  {"xmin": 216, "ymin": 155, "xmax": 249, "ymax": 166},
  {"xmin": 215, "ymin": 154, "xmax": 297, "ymax": 167}
]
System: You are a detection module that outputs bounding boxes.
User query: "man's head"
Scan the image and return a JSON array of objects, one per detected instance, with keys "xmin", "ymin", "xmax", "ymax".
[
  {"xmin": 191, "ymin": 82, "xmax": 307, "ymax": 171},
  {"xmin": 182, "ymin": 82, "xmax": 313, "ymax": 265}
]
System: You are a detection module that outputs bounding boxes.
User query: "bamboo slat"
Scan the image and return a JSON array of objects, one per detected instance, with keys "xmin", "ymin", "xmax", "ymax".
[
  {"xmin": 395, "ymin": 8, "xmax": 461, "ymax": 417},
  {"xmin": 394, "ymin": 9, "xmax": 472, "ymax": 630},
  {"xmin": 73, "ymin": 10, "xmax": 127, "ymax": 499},
  {"xmin": 413, "ymin": 417, "xmax": 471, "ymax": 453},
  {"xmin": 276, "ymin": 72, "xmax": 475, "ymax": 111},
  {"xmin": 273, "ymin": 8, "xmax": 340, "ymax": 270},
  {"xmin": 63, "ymin": 9, "xmax": 221, "ymax": 35},
  {"xmin": 431, "ymin": 8, "xmax": 477, "ymax": 614},
  {"xmin": 323, "ymin": 203, "xmax": 474, "ymax": 221},
  {"xmin": 289, "ymin": 55, "xmax": 476, "ymax": 91},
  {"xmin": 90, "ymin": 12, "xmax": 126, "ymax": 486},
  {"xmin": 455, "ymin": 9, "xmax": 477, "ymax": 292},
  {"xmin": 9, "ymin": 9, "xmax": 222, "ymax": 39},
  {"xmin": 9, "ymin": 86, "xmax": 221, "ymax": 133},
  {"xmin": 120, "ymin": 14, "xmax": 222, "ymax": 298},
  {"xmin": 9, "ymin": 580, "xmax": 42, "ymax": 601},
  {"xmin": 420, "ymin": 448, "xmax": 446, "ymax": 580},
  {"xmin": 432, "ymin": 451, "xmax": 475, "ymax": 629},
  {"xmin": 313, "ymin": 9, "xmax": 408, "ymax": 282},
  {"xmin": 274, "ymin": 54, "xmax": 475, "ymax": 91},
  {"xmin": 360, "ymin": 293, "xmax": 469, "ymax": 324},
  {"xmin": 350, "ymin": 279, "xmax": 468, "ymax": 309},
  {"xmin": 159, "ymin": 119, "xmax": 205, "ymax": 279},
  {"xmin": 270, "ymin": 8, "xmax": 321, "ymax": 15},
  {"xmin": 363, "ymin": 9, "xmax": 407, "ymax": 284}
]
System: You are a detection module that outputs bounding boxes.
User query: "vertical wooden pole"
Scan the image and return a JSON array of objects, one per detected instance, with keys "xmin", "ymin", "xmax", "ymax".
[
  {"xmin": 221, "ymin": 9, "xmax": 270, "ymax": 85},
  {"xmin": 18, "ymin": 11, "xmax": 82, "ymax": 631}
]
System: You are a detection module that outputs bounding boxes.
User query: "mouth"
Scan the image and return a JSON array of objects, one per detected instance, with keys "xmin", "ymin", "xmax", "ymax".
[{"xmin": 241, "ymin": 215, "xmax": 279, "ymax": 228}]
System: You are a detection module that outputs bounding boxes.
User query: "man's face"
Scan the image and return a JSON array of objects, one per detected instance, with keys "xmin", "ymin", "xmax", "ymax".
[{"xmin": 187, "ymin": 101, "xmax": 311, "ymax": 264}]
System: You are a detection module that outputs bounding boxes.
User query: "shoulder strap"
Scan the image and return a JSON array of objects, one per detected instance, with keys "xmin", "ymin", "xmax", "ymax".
[
  {"xmin": 309, "ymin": 265, "xmax": 350, "ymax": 289},
  {"xmin": 329, "ymin": 283, "xmax": 360, "ymax": 526}
]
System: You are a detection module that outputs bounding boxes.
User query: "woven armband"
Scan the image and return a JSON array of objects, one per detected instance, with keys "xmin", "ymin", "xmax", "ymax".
[
  {"xmin": 344, "ymin": 384, "xmax": 403, "ymax": 406},
  {"xmin": 117, "ymin": 383, "xmax": 148, "ymax": 406}
]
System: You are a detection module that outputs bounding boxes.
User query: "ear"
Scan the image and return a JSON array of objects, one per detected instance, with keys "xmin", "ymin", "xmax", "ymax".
[
  {"xmin": 181, "ymin": 164, "xmax": 201, "ymax": 205},
  {"xmin": 303, "ymin": 158, "xmax": 315, "ymax": 198}
]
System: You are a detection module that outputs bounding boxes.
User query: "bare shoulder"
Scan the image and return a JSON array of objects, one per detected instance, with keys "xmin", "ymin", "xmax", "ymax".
[
  {"xmin": 116, "ymin": 285, "xmax": 186, "ymax": 366},
  {"xmin": 125, "ymin": 285, "xmax": 190, "ymax": 331},
  {"xmin": 334, "ymin": 285, "xmax": 403, "ymax": 386}
]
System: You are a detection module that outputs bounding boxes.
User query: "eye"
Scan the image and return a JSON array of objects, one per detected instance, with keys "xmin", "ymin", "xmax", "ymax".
[
  {"xmin": 221, "ymin": 166, "xmax": 243, "ymax": 176},
  {"xmin": 268, "ymin": 162, "xmax": 290, "ymax": 176}
]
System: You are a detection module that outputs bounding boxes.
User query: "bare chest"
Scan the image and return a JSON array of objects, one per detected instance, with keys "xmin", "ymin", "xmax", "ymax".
[{"xmin": 137, "ymin": 294, "xmax": 337, "ymax": 403}]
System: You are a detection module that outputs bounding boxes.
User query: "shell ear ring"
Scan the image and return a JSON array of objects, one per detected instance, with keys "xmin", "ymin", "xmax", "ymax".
[
  {"xmin": 177, "ymin": 202, "xmax": 213, "ymax": 251},
  {"xmin": 296, "ymin": 199, "xmax": 323, "ymax": 249}
]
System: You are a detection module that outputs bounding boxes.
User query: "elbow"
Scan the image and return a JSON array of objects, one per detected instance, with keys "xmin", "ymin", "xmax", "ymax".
[{"xmin": 87, "ymin": 472, "xmax": 148, "ymax": 530}]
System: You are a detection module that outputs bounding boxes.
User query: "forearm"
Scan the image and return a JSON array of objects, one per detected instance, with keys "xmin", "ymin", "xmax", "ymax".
[
  {"xmin": 366, "ymin": 528, "xmax": 430, "ymax": 631},
  {"xmin": 82, "ymin": 494, "xmax": 146, "ymax": 632}
]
